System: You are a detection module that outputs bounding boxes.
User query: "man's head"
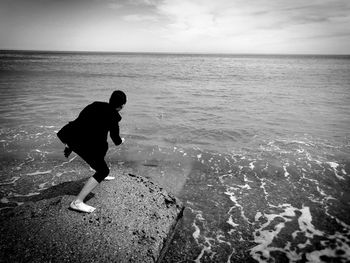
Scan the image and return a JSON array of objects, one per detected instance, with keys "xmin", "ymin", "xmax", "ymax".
[{"xmin": 109, "ymin": 90, "xmax": 127, "ymax": 110}]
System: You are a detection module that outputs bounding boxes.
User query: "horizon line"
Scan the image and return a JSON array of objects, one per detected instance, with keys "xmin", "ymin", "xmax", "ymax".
[{"xmin": 1, "ymin": 49, "xmax": 349, "ymax": 57}]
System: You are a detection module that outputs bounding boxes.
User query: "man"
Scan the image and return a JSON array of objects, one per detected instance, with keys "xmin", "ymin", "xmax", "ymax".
[{"xmin": 57, "ymin": 90, "xmax": 127, "ymax": 213}]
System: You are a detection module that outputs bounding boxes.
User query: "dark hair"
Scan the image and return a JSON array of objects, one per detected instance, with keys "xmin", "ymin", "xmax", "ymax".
[{"xmin": 109, "ymin": 90, "xmax": 127, "ymax": 107}]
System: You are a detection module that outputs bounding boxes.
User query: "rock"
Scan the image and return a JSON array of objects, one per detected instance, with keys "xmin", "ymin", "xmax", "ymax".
[{"xmin": 0, "ymin": 173, "xmax": 184, "ymax": 262}]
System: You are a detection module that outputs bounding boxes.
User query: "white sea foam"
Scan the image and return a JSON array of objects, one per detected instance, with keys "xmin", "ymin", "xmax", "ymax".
[
  {"xmin": 327, "ymin": 161, "xmax": 338, "ymax": 169},
  {"xmin": 235, "ymin": 183, "xmax": 251, "ymax": 190},
  {"xmin": 227, "ymin": 215, "xmax": 239, "ymax": 227},
  {"xmin": 225, "ymin": 187, "xmax": 251, "ymax": 223},
  {"xmin": 297, "ymin": 239, "xmax": 312, "ymax": 249},
  {"xmin": 190, "ymin": 209, "xmax": 217, "ymax": 263},
  {"xmin": 251, "ymin": 204, "xmax": 298, "ymax": 262},
  {"xmin": 327, "ymin": 161, "xmax": 345, "ymax": 180},
  {"xmin": 283, "ymin": 163, "xmax": 290, "ymax": 177},
  {"xmin": 250, "ymin": 203, "xmax": 350, "ymax": 263},
  {"xmin": 243, "ymin": 173, "xmax": 254, "ymax": 183},
  {"xmin": 216, "ymin": 234, "xmax": 231, "ymax": 246},
  {"xmin": 38, "ymin": 182, "xmax": 49, "ymax": 190},
  {"xmin": 194, "ymin": 236, "xmax": 215, "ymax": 263},
  {"xmin": 307, "ymin": 246, "xmax": 350, "ymax": 263},
  {"xmin": 290, "ymin": 140, "xmax": 312, "ymax": 146},
  {"xmin": 292, "ymin": 206, "xmax": 324, "ymax": 239},
  {"xmin": 192, "ymin": 220, "xmax": 201, "ymax": 240},
  {"xmin": 249, "ymin": 161, "xmax": 255, "ymax": 170},
  {"xmin": 53, "ymin": 155, "xmax": 77, "ymax": 169},
  {"xmin": 218, "ymin": 173, "xmax": 232, "ymax": 184},
  {"xmin": 0, "ymin": 176, "xmax": 20, "ymax": 185},
  {"xmin": 26, "ymin": 170, "xmax": 52, "ymax": 176},
  {"xmin": 188, "ymin": 207, "xmax": 205, "ymax": 242},
  {"xmin": 0, "ymin": 197, "xmax": 9, "ymax": 203},
  {"xmin": 12, "ymin": 192, "xmax": 40, "ymax": 197},
  {"xmin": 260, "ymin": 179, "xmax": 269, "ymax": 199}
]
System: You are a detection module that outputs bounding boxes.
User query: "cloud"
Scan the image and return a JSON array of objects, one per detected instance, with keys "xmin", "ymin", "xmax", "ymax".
[
  {"xmin": 150, "ymin": 0, "xmax": 350, "ymax": 53},
  {"xmin": 101, "ymin": 0, "xmax": 350, "ymax": 46},
  {"xmin": 104, "ymin": 0, "xmax": 161, "ymax": 9},
  {"xmin": 157, "ymin": 0, "xmax": 350, "ymax": 30},
  {"xmin": 1, "ymin": 0, "xmax": 349, "ymax": 53},
  {"xmin": 122, "ymin": 14, "xmax": 158, "ymax": 22}
]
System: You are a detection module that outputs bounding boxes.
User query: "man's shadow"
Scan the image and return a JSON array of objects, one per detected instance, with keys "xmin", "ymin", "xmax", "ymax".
[{"xmin": 11, "ymin": 178, "xmax": 95, "ymax": 204}]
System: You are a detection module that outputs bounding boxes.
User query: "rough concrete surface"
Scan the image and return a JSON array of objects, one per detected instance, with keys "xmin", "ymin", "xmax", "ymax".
[{"xmin": 0, "ymin": 173, "xmax": 184, "ymax": 263}]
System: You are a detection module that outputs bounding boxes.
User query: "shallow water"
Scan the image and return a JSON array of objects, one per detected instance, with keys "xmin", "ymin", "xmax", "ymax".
[{"xmin": 0, "ymin": 51, "xmax": 350, "ymax": 262}]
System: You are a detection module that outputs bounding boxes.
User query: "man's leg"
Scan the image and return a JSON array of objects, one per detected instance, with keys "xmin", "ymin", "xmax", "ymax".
[
  {"xmin": 76, "ymin": 177, "xmax": 99, "ymax": 202},
  {"xmin": 70, "ymin": 177, "xmax": 99, "ymax": 213},
  {"xmin": 70, "ymin": 157, "xmax": 109, "ymax": 213}
]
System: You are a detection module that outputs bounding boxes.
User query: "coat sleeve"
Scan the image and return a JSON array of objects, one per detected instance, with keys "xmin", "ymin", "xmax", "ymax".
[
  {"xmin": 110, "ymin": 112, "xmax": 123, "ymax": 146},
  {"xmin": 57, "ymin": 121, "xmax": 76, "ymax": 145}
]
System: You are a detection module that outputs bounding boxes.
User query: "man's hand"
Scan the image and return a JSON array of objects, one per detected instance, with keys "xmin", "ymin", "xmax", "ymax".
[{"xmin": 64, "ymin": 146, "xmax": 72, "ymax": 158}]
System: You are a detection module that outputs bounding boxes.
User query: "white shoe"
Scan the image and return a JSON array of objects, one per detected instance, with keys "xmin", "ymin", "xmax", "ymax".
[
  {"xmin": 70, "ymin": 200, "xmax": 96, "ymax": 213},
  {"xmin": 104, "ymin": 176, "xmax": 115, "ymax": 181}
]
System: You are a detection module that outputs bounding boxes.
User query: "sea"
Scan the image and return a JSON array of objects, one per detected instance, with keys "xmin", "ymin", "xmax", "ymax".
[{"xmin": 0, "ymin": 50, "xmax": 349, "ymax": 262}]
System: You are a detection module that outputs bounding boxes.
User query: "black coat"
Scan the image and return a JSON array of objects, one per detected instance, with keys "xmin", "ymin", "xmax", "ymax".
[{"xmin": 57, "ymin": 101, "xmax": 123, "ymax": 157}]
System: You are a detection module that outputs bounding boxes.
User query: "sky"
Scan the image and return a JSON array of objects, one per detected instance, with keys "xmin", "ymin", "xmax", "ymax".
[{"xmin": 0, "ymin": 0, "xmax": 350, "ymax": 54}]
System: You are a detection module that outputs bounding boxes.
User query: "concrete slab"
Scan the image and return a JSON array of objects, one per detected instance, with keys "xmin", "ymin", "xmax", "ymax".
[{"xmin": 0, "ymin": 172, "xmax": 184, "ymax": 262}]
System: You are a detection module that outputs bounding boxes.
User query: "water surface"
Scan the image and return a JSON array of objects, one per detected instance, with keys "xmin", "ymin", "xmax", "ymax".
[{"xmin": 0, "ymin": 51, "xmax": 349, "ymax": 262}]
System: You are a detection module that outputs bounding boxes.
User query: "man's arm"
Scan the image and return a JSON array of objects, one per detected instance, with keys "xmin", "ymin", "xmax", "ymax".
[{"xmin": 110, "ymin": 123, "xmax": 123, "ymax": 146}]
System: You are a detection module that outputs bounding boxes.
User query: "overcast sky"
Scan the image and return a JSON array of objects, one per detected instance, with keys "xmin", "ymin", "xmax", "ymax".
[{"xmin": 1, "ymin": 0, "xmax": 350, "ymax": 54}]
